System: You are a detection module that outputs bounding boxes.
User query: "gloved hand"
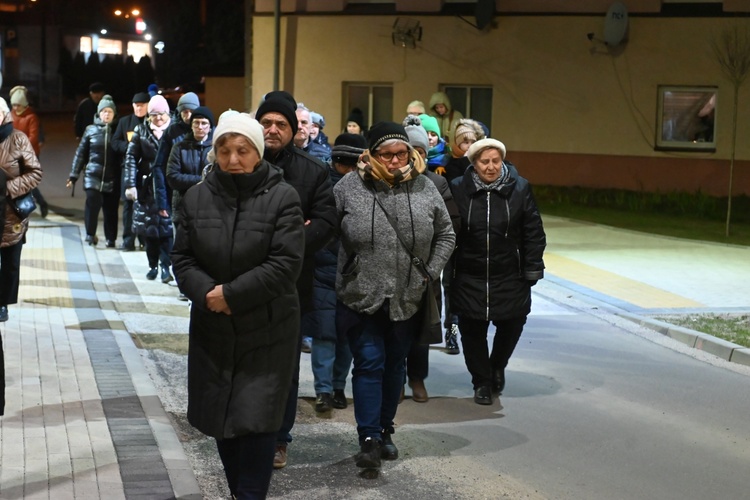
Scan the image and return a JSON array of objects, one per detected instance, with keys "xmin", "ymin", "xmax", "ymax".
[
  {"xmin": 435, "ymin": 166, "xmax": 447, "ymax": 176},
  {"xmin": 125, "ymin": 187, "xmax": 138, "ymax": 201}
]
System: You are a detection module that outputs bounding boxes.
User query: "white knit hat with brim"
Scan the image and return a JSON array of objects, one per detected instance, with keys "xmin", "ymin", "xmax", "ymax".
[
  {"xmin": 10, "ymin": 86, "xmax": 29, "ymax": 107},
  {"xmin": 468, "ymin": 138, "xmax": 507, "ymax": 163},
  {"xmin": 212, "ymin": 112, "xmax": 265, "ymax": 158}
]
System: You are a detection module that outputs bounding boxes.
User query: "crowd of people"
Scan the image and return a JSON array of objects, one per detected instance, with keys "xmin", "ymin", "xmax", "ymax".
[{"xmin": 1, "ymin": 79, "xmax": 547, "ymax": 498}]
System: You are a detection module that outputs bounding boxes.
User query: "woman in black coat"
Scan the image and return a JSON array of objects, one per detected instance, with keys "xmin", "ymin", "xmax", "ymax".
[
  {"xmin": 68, "ymin": 95, "xmax": 119, "ymax": 247},
  {"xmin": 449, "ymin": 138, "xmax": 546, "ymax": 406},
  {"xmin": 172, "ymin": 112, "xmax": 305, "ymax": 499}
]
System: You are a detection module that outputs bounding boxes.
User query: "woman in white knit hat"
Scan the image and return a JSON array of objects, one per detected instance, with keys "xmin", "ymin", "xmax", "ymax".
[
  {"xmin": 172, "ymin": 112, "xmax": 305, "ymax": 499},
  {"xmin": 449, "ymin": 138, "xmax": 546, "ymax": 406},
  {"xmin": 9, "ymin": 86, "xmax": 48, "ymax": 217}
]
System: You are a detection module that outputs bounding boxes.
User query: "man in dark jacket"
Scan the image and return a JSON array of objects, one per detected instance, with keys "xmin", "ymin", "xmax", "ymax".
[
  {"xmin": 74, "ymin": 82, "xmax": 106, "ymax": 140},
  {"xmin": 256, "ymin": 90, "xmax": 336, "ymax": 469},
  {"xmin": 112, "ymin": 91, "xmax": 150, "ymax": 251}
]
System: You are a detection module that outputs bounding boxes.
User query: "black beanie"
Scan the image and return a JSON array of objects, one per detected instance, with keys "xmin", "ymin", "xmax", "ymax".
[
  {"xmin": 367, "ymin": 122, "xmax": 410, "ymax": 152},
  {"xmin": 132, "ymin": 92, "xmax": 150, "ymax": 104},
  {"xmin": 331, "ymin": 133, "xmax": 367, "ymax": 166},
  {"xmin": 191, "ymin": 106, "xmax": 215, "ymax": 127},
  {"xmin": 346, "ymin": 107, "xmax": 364, "ymax": 129},
  {"xmin": 256, "ymin": 91, "xmax": 298, "ymax": 137}
]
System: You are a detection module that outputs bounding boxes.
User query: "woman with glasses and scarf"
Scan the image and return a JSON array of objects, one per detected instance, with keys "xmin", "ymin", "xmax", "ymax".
[
  {"xmin": 449, "ymin": 138, "xmax": 546, "ymax": 406},
  {"xmin": 334, "ymin": 121, "xmax": 455, "ymax": 470}
]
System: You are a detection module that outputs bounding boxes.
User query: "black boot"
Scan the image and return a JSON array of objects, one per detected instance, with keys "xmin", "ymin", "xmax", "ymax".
[
  {"xmin": 445, "ymin": 324, "xmax": 460, "ymax": 355},
  {"xmin": 492, "ymin": 368, "xmax": 506, "ymax": 394},
  {"xmin": 474, "ymin": 386, "xmax": 492, "ymax": 405},
  {"xmin": 355, "ymin": 437, "xmax": 381, "ymax": 468},
  {"xmin": 380, "ymin": 430, "xmax": 398, "ymax": 460}
]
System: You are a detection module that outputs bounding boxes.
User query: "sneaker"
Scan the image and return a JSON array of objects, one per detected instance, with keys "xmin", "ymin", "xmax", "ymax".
[
  {"xmin": 332, "ymin": 389, "xmax": 347, "ymax": 409},
  {"xmin": 273, "ymin": 443, "xmax": 287, "ymax": 469},
  {"xmin": 301, "ymin": 336, "xmax": 312, "ymax": 353},
  {"xmin": 0, "ymin": 305, "xmax": 8, "ymax": 322},
  {"xmin": 445, "ymin": 325, "xmax": 460, "ymax": 355},
  {"xmin": 161, "ymin": 266, "xmax": 174, "ymax": 284},
  {"xmin": 315, "ymin": 393, "xmax": 333, "ymax": 413},
  {"xmin": 380, "ymin": 431, "xmax": 398, "ymax": 460},
  {"xmin": 355, "ymin": 437, "xmax": 381, "ymax": 468},
  {"xmin": 146, "ymin": 268, "xmax": 158, "ymax": 280}
]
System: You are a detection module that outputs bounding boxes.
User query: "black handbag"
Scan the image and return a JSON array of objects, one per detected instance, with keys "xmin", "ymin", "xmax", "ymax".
[
  {"xmin": 11, "ymin": 192, "xmax": 37, "ymax": 219},
  {"xmin": 373, "ymin": 194, "xmax": 443, "ymax": 345}
]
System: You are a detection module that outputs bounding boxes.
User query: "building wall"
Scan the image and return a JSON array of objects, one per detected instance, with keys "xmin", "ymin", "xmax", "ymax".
[{"xmin": 251, "ymin": 14, "xmax": 750, "ymax": 195}]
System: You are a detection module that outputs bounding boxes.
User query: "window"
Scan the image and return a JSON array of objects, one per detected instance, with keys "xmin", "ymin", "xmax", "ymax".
[
  {"xmin": 79, "ymin": 36, "xmax": 92, "ymax": 54},
  {"xmin": 655, "ymin": 85, "xmax": 717, "ymax": 152},
  {"xmin": 97, "ymin": 38, "xmax": 123, "ymax": 56},
  {"xmin": 127, "ymin": 41, "xmax": 152, "ymax": 62},
  {"xmin": 343, "ymin": 83, "xmax": 393, "ymax": 132},
  {"xmin": 442, "ymin": 85, "xmax": 493, "ymax": 134}
]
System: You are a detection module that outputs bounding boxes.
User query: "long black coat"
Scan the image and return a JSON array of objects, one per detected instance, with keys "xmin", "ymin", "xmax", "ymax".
[
  {"xmin": 449, "ymin": 163, "xmax": 546, "ymax": 321},
  {"xmin": 172, "ymin": 161, "xmax": 305, "ymax": 439}
]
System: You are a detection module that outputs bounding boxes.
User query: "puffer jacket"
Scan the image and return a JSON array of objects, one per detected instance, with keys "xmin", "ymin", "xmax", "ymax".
[
  {"xmin": 125, "ymin": 122, "xmax": 172, "ymax": 237},
  {"xmin": 334, "ymin": 169, "xmax": 455, "ymax": 321},
  {"xmin": 172, "ymin": 160, "xmax": 305, "ymax": 439},
  {"xmin": 449, "ymin": 162, "xmax": 546, "ymax": 322},
  {"xmin": 0, "ymin": 118, "xmax": 43, "ymax": 247},
  {"xmin": 166, "ymin": 132, "xmax": 212, "ymax": 225},
  {"xmin": 69, "ymin": 119, "xmax": 117, "ymax": 193},
  {"xmin": 11, "ymin": 107, "xmax": 41, "ymax": 157}
]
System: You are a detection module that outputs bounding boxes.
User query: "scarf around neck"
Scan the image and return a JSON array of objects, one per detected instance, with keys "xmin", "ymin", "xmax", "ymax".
[
  {"xmin": 357, "ymin": 148, "xmax": 426, "ymax": 187},
  {"xmin": 471, "ymin": 162, "xmax": 510, "ymax": 192},
  {"xmin": 150, "ymin": 117, "xmax": 171, "ymax": 140}
]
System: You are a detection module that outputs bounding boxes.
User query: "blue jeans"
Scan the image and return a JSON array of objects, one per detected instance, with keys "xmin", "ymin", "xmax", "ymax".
[
  {"xmin": 337, "ymin": 301, "xmax": 416, "ymax": 441},
  {"xmin": 311, "ymin": 337, "xmax": 352, "ymax": 395}
]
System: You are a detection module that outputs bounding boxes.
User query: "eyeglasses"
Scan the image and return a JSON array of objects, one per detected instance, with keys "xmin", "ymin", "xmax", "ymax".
[
  {"xmin": 377, "ymin": 150, "xmax": 409, "ymax": 162},
  {"xmin": 149, "ymin": 112, "xmax": 167, "ymax": 117}
]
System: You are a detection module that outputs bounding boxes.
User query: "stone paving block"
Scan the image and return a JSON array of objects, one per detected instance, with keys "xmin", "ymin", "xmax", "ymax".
[
  {"xmin": 48, "ymin": 453, "xmax": 73, "ymax": 477},
  {"xmin": 48, "ymin": 476, "xmax": 76, "ymax": 500}
]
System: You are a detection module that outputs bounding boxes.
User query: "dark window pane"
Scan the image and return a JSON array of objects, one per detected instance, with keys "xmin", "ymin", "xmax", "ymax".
[
  {"xmin": 470, "ymin": 87, "xmax": 493, "ymax": 134},
  {"xmin": 372, "ymin": 86, "xmax": 393, "ymax": 124},
  {"xmin": 443, "ymin": 87, "xmax": 467, "ymax": 116}
]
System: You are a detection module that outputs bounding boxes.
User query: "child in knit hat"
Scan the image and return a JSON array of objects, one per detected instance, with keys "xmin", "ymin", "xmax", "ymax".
[
  {"xmin": 444, "ymin": 118, "xmax": 485, "ymax": 182},
  {"xmin": 418, "ymin": 114, "xmax": 450, "ymax": 175}
]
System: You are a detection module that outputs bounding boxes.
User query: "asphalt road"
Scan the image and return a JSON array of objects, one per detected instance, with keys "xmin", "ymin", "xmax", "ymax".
[{"xmin": 37, "ymin": 112, "xmax": 750, "ymax": 499}]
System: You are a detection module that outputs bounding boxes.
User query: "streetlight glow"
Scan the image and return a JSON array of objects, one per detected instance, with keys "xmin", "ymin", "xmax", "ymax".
[
  {"xmin": 132, "ymin": 9, "xmax": 140, "ymax": 16},
  {"xmin": 144, "ymin": 34, "xmax": 152, "ymax": 41},
  {"xmin": 114, "ymin": 9, "xmax": 122, "ymax": 16},
  {"xmin": 101, "ymin": 29, "xmax": 108, "ymax": 35}
]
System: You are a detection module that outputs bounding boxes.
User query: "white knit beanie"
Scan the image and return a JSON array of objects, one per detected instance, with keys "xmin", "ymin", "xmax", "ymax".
[
  {"xmin": 10, "ymin": 86, "xmax": 29, "ymax": 107},
  {"xmin": 212, "ymin": 112, "xmax": 265, "ymax": 158},
  {"xmin": 467, "ymin": 138, "xmax": 507, "ymax": 163}
]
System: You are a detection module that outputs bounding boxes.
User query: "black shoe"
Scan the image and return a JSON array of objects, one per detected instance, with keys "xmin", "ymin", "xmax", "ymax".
[
  {"xmin": 40, "ymin": 203, "xmax": 49, "ymax": 218},
  {"xmin": 492, "ymin": 368, "xmax": 506, "ymax": 394},
  {"xmin": 119, "ymin": 245, "xmax": 135, "ymax": 251},
  {"xmin": 380, "ymin": 431, "xmax": 398, "ymax": 460},
  {"xmin": 474, "ymin": 386, "xmax": 493, "ymax": 405},
  {"xmin": 146, "ymin": 268, "xmax": 158, "ymax": 280},
  {"xmin": 445, "ymin": 325, "xmax": 460, "ymax": 355},
  {"xmin": 178, "ymin": 293, "xmax": 189, "ymax": 302},
  {"xmin": 106, "ymin": 240, "xmax": 116, "ymax": 248},
  {"xmin": 315, "ymin": 393, "xmax": 333, "ymax": 413},
  {"xmin": 332, "ymin": 389, "xmax": 347, "ymax": 409},
  {"xmin": 355, "ymin": 437, "xmax": 381, "ymax": 468},
  {"xmin": 85, "ymin": 235, "xmax": 98, "ymax": 246},
  {"xmin": 161, "ymin": 266, "xmax": 174, "ymax": 284},
  {"xmin": 0, "ymin": 306, "xmax": 8, "ymax": 322}
]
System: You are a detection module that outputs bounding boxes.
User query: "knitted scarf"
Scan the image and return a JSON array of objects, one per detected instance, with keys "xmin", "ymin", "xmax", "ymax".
[
  {"xmin": 471, "ymin": 162, "xmax": 510, "ymax": 192},
  {"xmin": 357, "ymin": 148, "xmax": 426, "ymax": 187},
  {"xmin": 149, "ymin": 117, "xmax": 171, "ymax": 140}
]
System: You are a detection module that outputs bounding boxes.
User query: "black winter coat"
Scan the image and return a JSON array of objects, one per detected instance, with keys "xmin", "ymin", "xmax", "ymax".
[
  {"xmin": 69, "ymin": 120, "xmax": 118, "ymax": 193},
  {"xmin": 166, "ymin": 133, "xmax": 212, "ymax": 225},
  {"xmin": 172, "ymin": 161, "xmax": 305, "ymax": 439},
  {"xmin": 449, "ymin": 163, "xmax": 546, "ymax": 321},
  {"xmin": 264, "ymin": 144, "xmax": 336, "ymax": 313}
]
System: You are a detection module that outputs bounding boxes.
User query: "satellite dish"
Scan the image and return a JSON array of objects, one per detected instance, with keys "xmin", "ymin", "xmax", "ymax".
[{"xmin": 604, "ymin": 2, "xmax": 628, "ymax": 46}]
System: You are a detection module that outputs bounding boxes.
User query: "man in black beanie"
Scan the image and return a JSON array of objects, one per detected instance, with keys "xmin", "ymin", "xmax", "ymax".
[
  {"xmin": 74, "ymin": 82, "xmax": 106, "ymax": 139},
  {"xmin": 256, "ymin": 90, "xmax": 337, "ymax": 469},
  {"xmin": 112, "ymin": 91, "xmax": 151, "ymax": 251}
]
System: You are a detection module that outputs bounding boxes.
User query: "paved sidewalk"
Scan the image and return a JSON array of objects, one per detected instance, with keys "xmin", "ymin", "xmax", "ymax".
[{"xmin": 1, "ymin": 205, "xmax": 749, "ymax": 498}]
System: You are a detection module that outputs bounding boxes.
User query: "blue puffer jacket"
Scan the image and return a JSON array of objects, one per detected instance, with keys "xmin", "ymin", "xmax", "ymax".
[
  {"xmin": 69, "ymin": 119, "xmax": 117, "ymax": 192},
  {"xmin": 166, "ymin": 132, "xmax": 213, "ymax": 225}
]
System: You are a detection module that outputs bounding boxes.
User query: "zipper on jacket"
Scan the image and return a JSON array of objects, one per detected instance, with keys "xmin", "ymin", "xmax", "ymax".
[
  {"xmin": 100, "ymin": 125, "xmax": 108, "ymax": 191},
  {"xmin": 485, "ymin": 191, "xmax": 491, "ymax": 321}
]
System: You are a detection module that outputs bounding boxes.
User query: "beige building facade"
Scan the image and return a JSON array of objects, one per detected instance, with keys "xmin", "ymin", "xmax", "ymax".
[{"xmin": 247, "ymin": 6, "xmax": 750, "ymax": 195}]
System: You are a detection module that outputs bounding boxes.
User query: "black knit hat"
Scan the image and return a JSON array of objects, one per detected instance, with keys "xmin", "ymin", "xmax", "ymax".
[
  {"xmin": 191, "ymin": 106, "xmax": 215, "ymax": 127},
  {"xmin": 346, "ymin": 107, "xmax": 364, "ymax": 129},
  {"xmin": 256, "ymin": 90, "xmax": 298, "ymax": 137},
  {"xmin": 331, "ymin": 133, "xmax": 367, "ymax": 166},
  {"xmin": 367, "ymin": 121, "xmax": 410, "ymax": 152},
  {"xmin": 89, "ymin": 82, "xmax": 105, "ymax": 93},
  {"xmin": 132, "ymin": 92, "xmax": 150, "ymax": 104}
]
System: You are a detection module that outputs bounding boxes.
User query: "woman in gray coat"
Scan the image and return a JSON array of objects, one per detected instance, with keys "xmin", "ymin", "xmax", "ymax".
[
  {"xmin": 334, "ymin": 121, "xmax": 455, "ymax": 470},
  {"xmin": 172, "ymin": 112, "xmax": 305, "ymax": 499}
]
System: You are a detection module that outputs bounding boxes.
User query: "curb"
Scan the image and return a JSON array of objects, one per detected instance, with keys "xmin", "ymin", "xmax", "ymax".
[{"xmin": 616, "ymin": 312, "xmax": 750, "ymax": 368}]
